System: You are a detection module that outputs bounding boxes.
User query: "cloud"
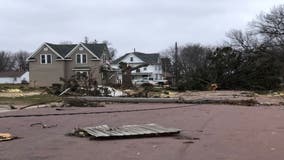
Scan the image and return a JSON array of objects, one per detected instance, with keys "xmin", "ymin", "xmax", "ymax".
[{"xmin": 0, "ymin": 0, "xmax": 283, "ymax": 55}]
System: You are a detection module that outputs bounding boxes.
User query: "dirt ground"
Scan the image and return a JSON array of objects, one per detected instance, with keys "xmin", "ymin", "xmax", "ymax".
[
  {"xmin": 173, "ymin": 90, "xmax": 284, "ymax": 105},
  {"xmin": 1, "ymin": 103, "xmax": 284, "ymax": 160}
]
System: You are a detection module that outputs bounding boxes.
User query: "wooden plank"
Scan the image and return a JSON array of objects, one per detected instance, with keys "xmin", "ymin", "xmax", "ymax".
[
  {"xmin": 84, "ymin": 127, "xmax": 110, "ymax": 137},
  {"xmin": 124, "ymin": 125, "xmax": 154, "ymax": 134},
  {"xmin": 141, "ymin": 124, "xmax": 181, "ymax": 133},
  {"xmin": 81, "ymin": 124, "xmax": 181, "ymax": 139}
]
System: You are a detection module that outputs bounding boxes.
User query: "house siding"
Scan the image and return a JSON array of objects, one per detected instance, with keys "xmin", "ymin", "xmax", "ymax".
[
  {"xmin": 65, "ymin": 45, "xmax": 102, "ymax": 84},
  {"xmin": 29, "ymin": 46, "xmax": 65, "ymax": 87}
]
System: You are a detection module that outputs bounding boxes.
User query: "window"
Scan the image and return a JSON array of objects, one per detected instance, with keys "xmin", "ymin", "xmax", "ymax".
[
  {"xmin": 76, "ymin": 54, "xmax": 87, "ymax": 64},
  {"xmin": 130, "ymin": 57, "xmax": 133, "ymax": 62},
  {"xmin": 143, "ymin": 67, "xmax": 147, "ymax": 71},
  {"xmin": 40, "ymin": 54, "xmax": 52, "ymax": 64}
]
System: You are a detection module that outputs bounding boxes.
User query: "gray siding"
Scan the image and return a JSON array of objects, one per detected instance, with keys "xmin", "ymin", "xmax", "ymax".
[
  {"xmin": 29, "ymin": 45, "xmax": 65, "ymax": 87},
  {"xmin": 65, "ymin": 45, "xmax": 103, "ymax": 84}
]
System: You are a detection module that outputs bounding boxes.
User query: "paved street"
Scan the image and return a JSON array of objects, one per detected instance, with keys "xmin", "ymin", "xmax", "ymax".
[{"xmin": 1, "ymin": 103, "xmax": 284, "ymax": 160}]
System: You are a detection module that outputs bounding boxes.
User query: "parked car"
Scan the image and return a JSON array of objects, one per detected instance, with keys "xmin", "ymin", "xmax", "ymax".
[
  {"xmin": 133, "ymin": 79, "xmax": 158, "ymax": 86},
  {"xmin": 133, "ymin": 77, "xmax": 168, "ymax": 86}
]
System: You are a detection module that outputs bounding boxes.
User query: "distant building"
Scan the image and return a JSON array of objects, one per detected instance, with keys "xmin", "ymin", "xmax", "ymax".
[
  {"xmin": 0, "ymin": 71, "xmax": 29, "ymax": 84},
  {"xmin": 111, "ymin": 51, "xmax": 163, "ymax": 82}
]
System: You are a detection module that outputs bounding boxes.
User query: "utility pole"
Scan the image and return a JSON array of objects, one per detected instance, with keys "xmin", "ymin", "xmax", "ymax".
[{"xmin": 174, "ymin": 42, "xmax": 178, "ymax": 87}]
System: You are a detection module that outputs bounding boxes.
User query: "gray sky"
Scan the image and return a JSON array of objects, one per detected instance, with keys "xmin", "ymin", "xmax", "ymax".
[{"xmin": 0, "ymin": 0, "xmax": 283, "ymax": 57}]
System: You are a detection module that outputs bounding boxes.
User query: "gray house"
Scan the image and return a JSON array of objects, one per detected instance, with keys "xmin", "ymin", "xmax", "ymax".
[{"xmin": 26, "ymin": 42, "xmax": 111, "ymax": 87}]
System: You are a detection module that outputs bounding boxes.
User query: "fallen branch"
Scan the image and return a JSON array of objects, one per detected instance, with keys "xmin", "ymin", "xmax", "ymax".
[{"xmin": 30, "ymin": 122, "xmax": 58, "ymax": 128}]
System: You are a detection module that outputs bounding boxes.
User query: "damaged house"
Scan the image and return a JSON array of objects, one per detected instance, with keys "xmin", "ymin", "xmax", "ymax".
[{"xmin": 26, "ymin": 42, "xmax": 112, "ymax": 87}]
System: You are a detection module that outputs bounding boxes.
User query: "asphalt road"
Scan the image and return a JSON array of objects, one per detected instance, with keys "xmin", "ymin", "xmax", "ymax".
[{"xmin": 1, "ymin": 103, "xmax": 284, "ymax": 160}]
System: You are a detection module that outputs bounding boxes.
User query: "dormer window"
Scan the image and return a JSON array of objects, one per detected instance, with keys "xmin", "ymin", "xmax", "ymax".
[
  {"xmin": 76, "ymin": 53, "xmax": 87, "ymax": 64},
  {"xmin": 130, "ymin": 57, "xmax": 133, "ymax": 62},
  {"xmin": 40, "ymin": 54, "xmax": 52, "ymax": 64}
]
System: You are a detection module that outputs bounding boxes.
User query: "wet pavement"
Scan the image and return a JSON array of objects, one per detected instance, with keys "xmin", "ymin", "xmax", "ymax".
[{"xmin": 1, "ymin": 103, "xmax": 284, "ymax": 160}]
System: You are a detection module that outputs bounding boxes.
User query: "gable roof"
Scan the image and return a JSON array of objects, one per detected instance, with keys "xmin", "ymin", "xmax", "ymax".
[
  {"xmin": 46, "ymin": 43, "xmax": 77, "ymax": 57},
  {"xmin": 0, "ymin": 71, "xmax": 27, "ymax": 78},
  {"xmin": 82, "ymin": 43, "xmax": 108, "ymax": 58},
  {"xmin": 113, "ymin": 52, "xmax": 160, "ymax": 64},
  {"xmin": 27, "ymin": 42, "xmax": 108, "ymax": 61}
]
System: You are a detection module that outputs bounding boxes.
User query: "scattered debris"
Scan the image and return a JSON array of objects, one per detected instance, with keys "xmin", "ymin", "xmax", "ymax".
[
  {"xmin": 97, "ymin": 86, "xmax": 127, "ymax": 97},
  {"xmin": 183, "ymin": 141, "xmax": 194, "ymax": 144},
  {"xmin": 69, "ymin": 123, "xmax": 181, "ymax": 139},
  {"xmin": 0, "ymin": 133, "xmax": 17, "ymax": 142},
  {"xmin": 5, "ymin": 89, "xmax": 23, "ymax": 93},
  {"xmin": 30, "ymin": 122, "xmax": 58, "ymax": 129},
  {"xmin": 209, "ymin": 83, "xmax": 218, "ymax": 91},
  {"xmin": 58, "ymin": 88, "xmax": 71, "ymax": 96}
]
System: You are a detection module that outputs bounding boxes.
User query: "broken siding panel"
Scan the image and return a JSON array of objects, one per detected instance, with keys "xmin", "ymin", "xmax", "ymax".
[{"xmin": 81, "ymin": 123, "xmax": 181, "ymax": 139}]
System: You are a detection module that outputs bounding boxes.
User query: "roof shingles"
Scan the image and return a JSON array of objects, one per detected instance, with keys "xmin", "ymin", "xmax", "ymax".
[
  {"xmin": 44, "ymin": 43, "xmax": 108, "ymax": 58},
  {"xmin": 46, "ymin": 43, "xmax": 76, "ymax": 57},
  {"xmin": 113, "ymin": 52, "xmax": 160, "ymax": 64}
]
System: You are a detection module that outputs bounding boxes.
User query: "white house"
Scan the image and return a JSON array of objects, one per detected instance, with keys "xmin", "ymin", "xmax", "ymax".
[
  {"xmin": 111, "ymin": 52, "xmax": 163, "ymax": 82},
  {"xmin": 0, "ymin": 71, "xmax": 29, "ymax": 84}
]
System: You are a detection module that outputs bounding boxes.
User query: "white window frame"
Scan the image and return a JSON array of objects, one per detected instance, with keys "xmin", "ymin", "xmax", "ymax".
[
  {"xmin": 130, "ymin": 57, "xmax": 134, "ymax": 62},
  {"xmin": 76, "ymin": 53, "xmax": 87, "ymax": 64},
  {"xmin": 40, "ymin": 54, "xmax": 52, "ymax": 64}
]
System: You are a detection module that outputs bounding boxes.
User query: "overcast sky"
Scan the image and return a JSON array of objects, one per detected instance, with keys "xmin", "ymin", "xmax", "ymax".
[{"xmin": 0, "ymin": 0, "xmax": 283, "ymax": 57}]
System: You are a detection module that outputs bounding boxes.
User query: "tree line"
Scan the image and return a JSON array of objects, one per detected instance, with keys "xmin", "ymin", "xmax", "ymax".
[
  {"xmin": 0, "ymin": 51, "xmax": 30, "ymax": 72},
  {"xmin": 164, "ymin": 4, "xmax": 284, "ymax": 91}
]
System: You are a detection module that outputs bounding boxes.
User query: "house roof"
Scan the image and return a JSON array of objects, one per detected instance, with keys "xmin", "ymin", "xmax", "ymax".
[
  {"xmin": 46, "ymin": 43, "xmax": 77, "ymax": 57},
  {"xmin": 0, "ymin": 71, "xmax": 27, "ymax": 78},
  {"xmin": 27, "ymin": 43, "xmax": 108, "ymax": 61},
  {"xmin": 113, "ymin": 52, "xmax": 160, "ymax": 64},
  {"xmin": 82, "ymin": 43, "xmax": 108, "ymax": 58}
]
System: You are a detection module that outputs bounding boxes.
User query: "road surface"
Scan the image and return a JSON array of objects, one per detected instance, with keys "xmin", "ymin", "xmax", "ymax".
[{"xmin": 1, "ymin": 103, "xmax": 284, "ymax": 160}]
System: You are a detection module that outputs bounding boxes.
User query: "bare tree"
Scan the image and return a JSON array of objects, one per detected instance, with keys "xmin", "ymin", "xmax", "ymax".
[
  {"xmin": 0, "ymin": 51, "xmax": 14, "ymax": 71},
  {"xmin": 226, "ymin": 29, "xmax": 260, "ymax": 52},
  {"xmin": 13, "ymin": 51, "xmax": 30, "ymax": 71},
  {"xmin": 251, "ymin": 5, "xmax": 284, "ymax": 47},
  {"xmin": 102, "ymin": 40, "xmax": 117, "ymax": 59}
]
